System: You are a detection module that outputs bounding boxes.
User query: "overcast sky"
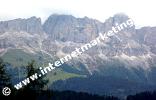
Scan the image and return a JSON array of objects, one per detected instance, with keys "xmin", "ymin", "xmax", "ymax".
[{"xmin": 0, "ymin": 0, "xmax": 155, "ymax": 28}]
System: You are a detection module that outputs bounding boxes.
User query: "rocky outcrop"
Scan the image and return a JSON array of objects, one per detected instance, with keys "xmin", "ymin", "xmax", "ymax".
[
  {"xmin": 43, "ymin": 14, "xmax": 103, "ymax": 43},
  {"xmin": 0, "ymin": 17, "xmax": 43, "ymax": 34}
]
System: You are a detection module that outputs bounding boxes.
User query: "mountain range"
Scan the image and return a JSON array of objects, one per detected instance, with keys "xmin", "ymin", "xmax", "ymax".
[{"xmin": 0, "ymin": 13, "xmax": 156, "ymax": 97}]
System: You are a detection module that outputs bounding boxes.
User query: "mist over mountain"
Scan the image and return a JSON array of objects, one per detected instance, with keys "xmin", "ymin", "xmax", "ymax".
[{"xmin": 0, "ymin": 13, "xmax": 156, "ymax": 97}]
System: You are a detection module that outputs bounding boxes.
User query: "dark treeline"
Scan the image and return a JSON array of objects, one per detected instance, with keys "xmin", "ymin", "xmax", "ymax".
[
  {"xmin": 0, "ymin": 58, "xmax": 156, "ymax": 100},
  {"xmin": 2, "ymin": 90, "xmax": 119, "ymax": 100},
  {"xmin": 127, "ymin": 91, "xmax": 156, "ymax": 100},
  {"xmin": 2, "ymin": 89, "xmax": 156, "ymax": 100}
]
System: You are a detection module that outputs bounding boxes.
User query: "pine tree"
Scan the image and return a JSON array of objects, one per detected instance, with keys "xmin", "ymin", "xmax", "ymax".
[
  {"xmin": 0, "ymin": 58, "xmax": 12, "ymax": 98},
  {"xmin": 25, "ymin": 60, "xmax": 48, "ymax": 93},
  {"xmin": 0, "ymin": 58, "xmax": 11, "ymax": 89}
]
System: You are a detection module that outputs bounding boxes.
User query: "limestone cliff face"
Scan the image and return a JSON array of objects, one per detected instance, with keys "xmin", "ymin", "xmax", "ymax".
[
  {"xmin": 0, "ymin": 16, "xmax": 43, "ymax": 34},
  {"xmin": 43, "ymin": 14, "xmax": 103, "ymax": 43},
  {"xmin": 0, "ymin": 17, "xmax": 45, "ymax": 52}
]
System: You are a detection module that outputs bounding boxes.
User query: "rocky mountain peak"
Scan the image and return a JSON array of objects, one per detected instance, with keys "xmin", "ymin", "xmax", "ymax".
[
  {"xmin": 43, "ymin": 14, "xmax": 103, "ymax": 43},
  {"xmin": 103, "ymin": 13, "xmax": 135, "ymax": 32},
  {"xmin": 0, "ymin": 16, "xmax": 43, "ymax": 34}
]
